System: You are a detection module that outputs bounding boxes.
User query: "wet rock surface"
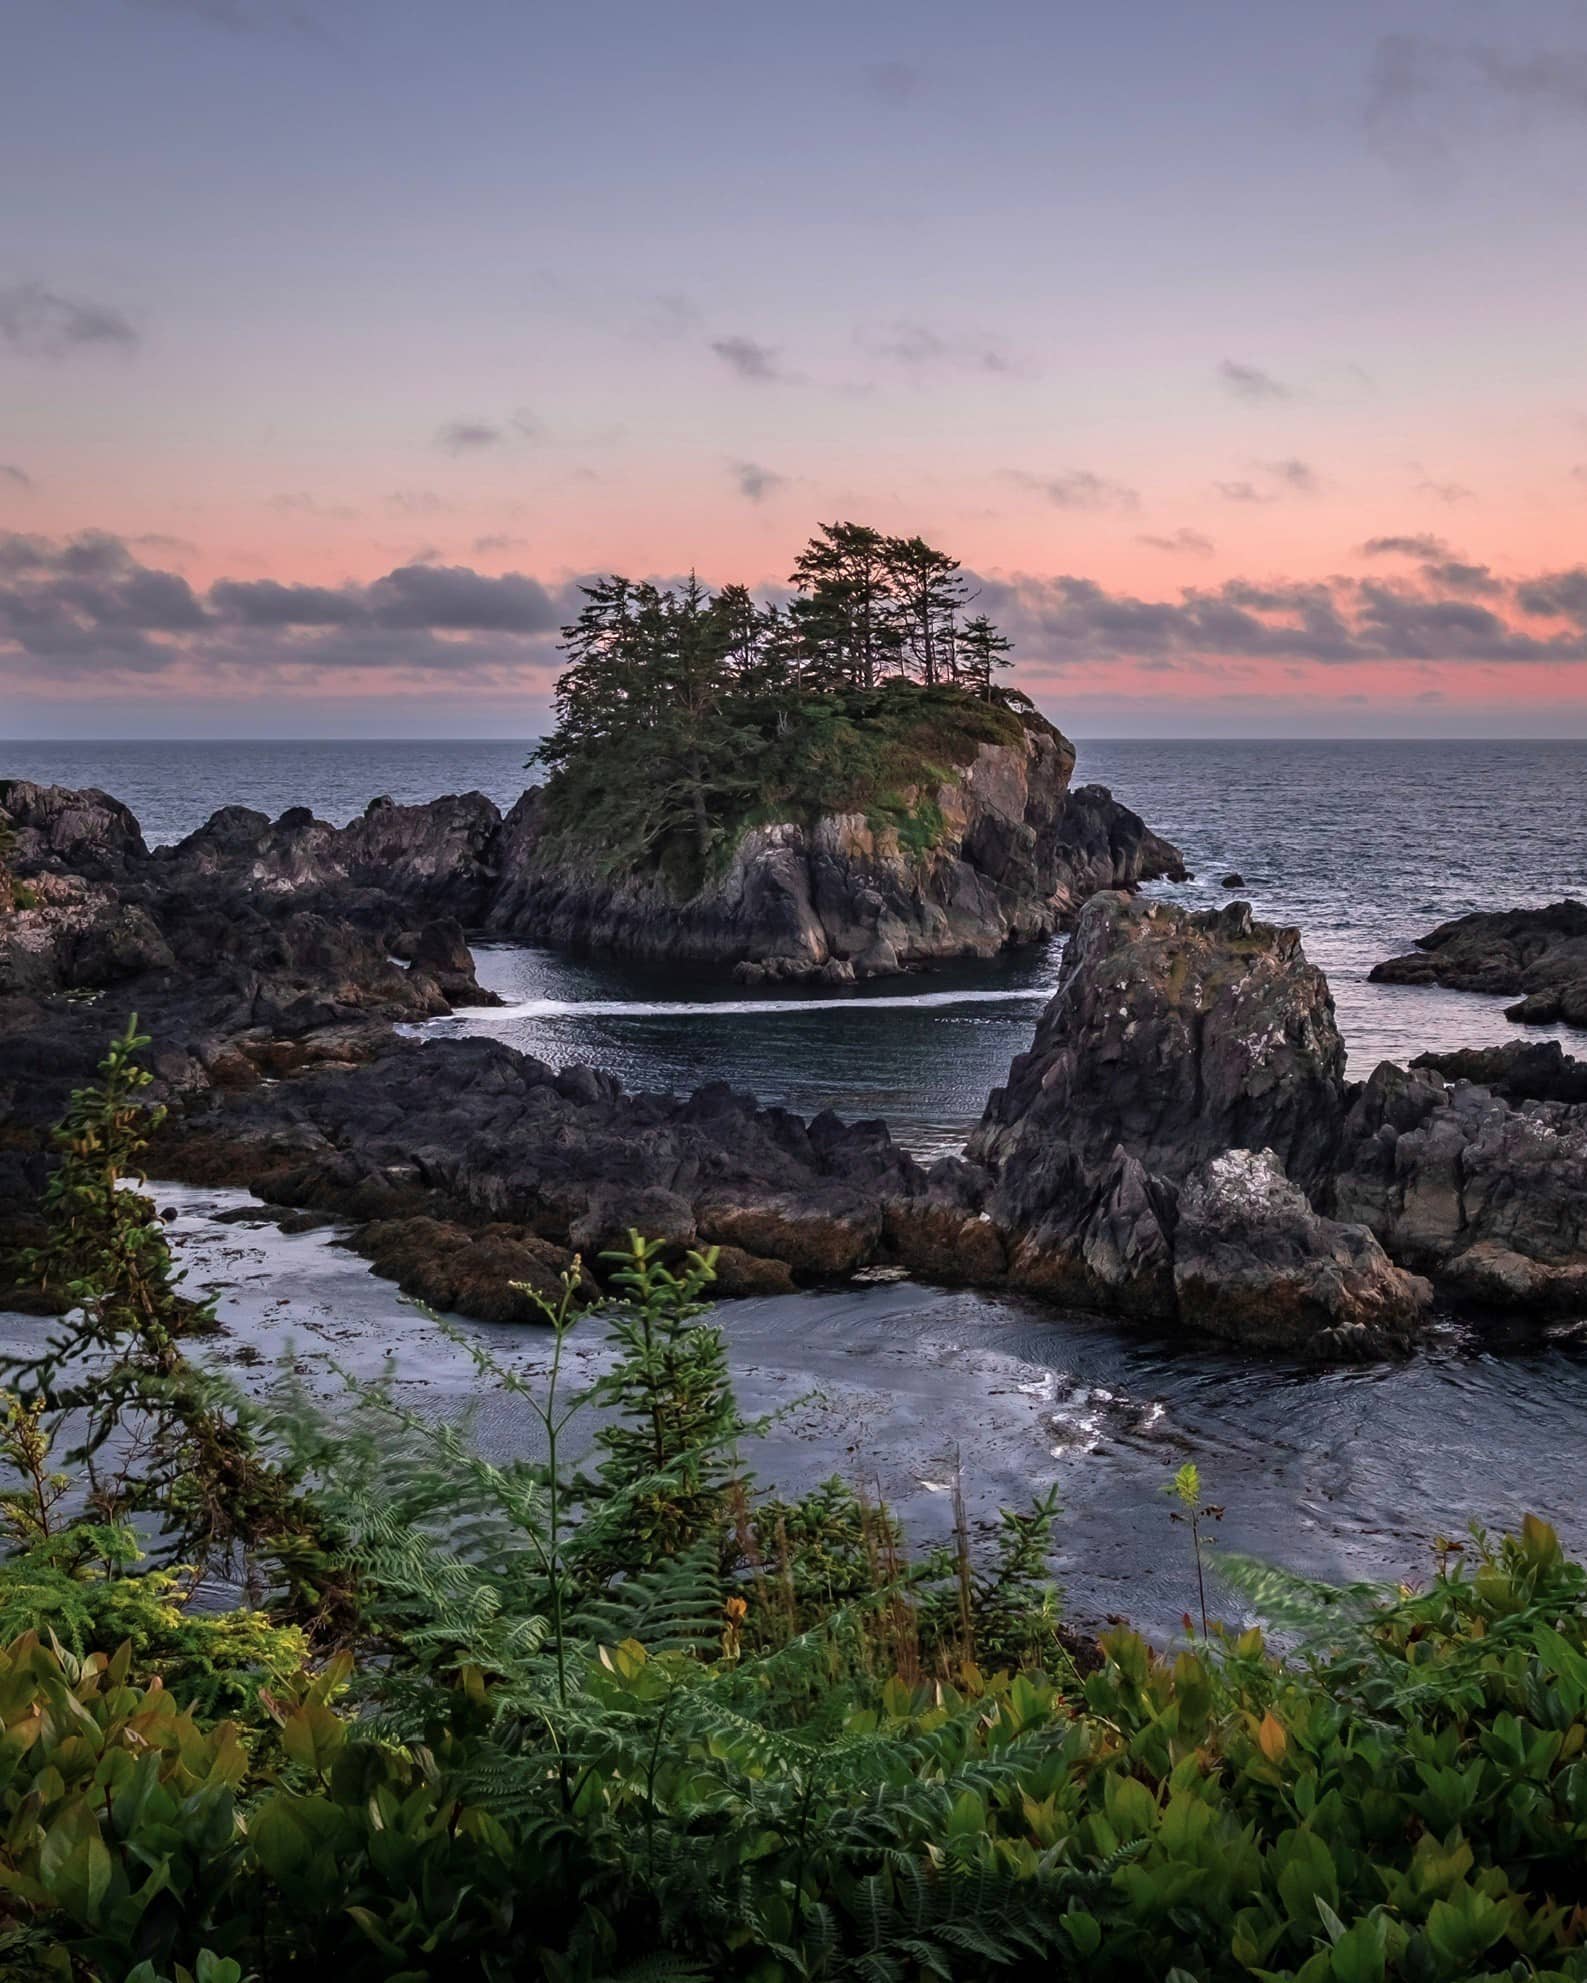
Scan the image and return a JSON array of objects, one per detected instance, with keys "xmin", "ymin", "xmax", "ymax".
[{"xmin": 1371, "ymin": 901, "xmax": 1587, "ymax": 1029}]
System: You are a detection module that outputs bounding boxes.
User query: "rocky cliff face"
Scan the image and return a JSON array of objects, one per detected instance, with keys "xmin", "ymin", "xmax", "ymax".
[{"xmin": 485, "ymin": 712, "xmax": 1186, "ymax": 981}]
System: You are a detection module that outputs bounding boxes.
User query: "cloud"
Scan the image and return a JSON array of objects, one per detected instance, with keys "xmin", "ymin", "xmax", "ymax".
[
  {"xmin": 435, "ymin": 420, "xmax": 502, "ymax": 454},
  {"xmin": 0, "ymin": 283, "xmax": 138, "ymax": 359},
  {"xmin": 1215, "ymin": 458, "xmax": 1318, "ymax": 503},
  {"xmin": 860, "ymin": 321, "xmax": 1020, "ymax": 376},
  {"xmin": 267, "ymin": 491, "xmax": 358, "ymax": 520},
  {"xmin": 0, "ymin": 465, "xmax": 32, "ymax": 492},
  {"xmin": 0, "ymin": 530, "xmax": 570, "ymax": 681},
  {"xmin": 1004, "ymin": 469, "xmax": 1139, "ymax": 513},
  {"xmin": 973, "ymin": 560, "xmax": 1587, "ymax": 671},
  {"xmin": 386, "ymin": 490, "xmax": 453, "ymax": 517},
  {"xmin": 709, "ymin": 334, "xmax": 789, "ymax": 383},
  {"xmin": 1360, "ymin": 534, "xmax": 1450, "ymax": 559},
  {"xmin": 433, "ymin": 411, "xmax": 541, "ymax": 453},
  {"xmin": 1366, "ymin": 35, "xmax": 1587, "ymax": 165},
  {"xmin": 1416, "ymin": 476, "xmax": 1475, "ymax": 505},
  {"xmin": 862, "ymin": 60, "xmax": 923, "ymax": 105},
  {"xmin": 1572, "ymin": 465, "xmax": 1587, "ymax": 488},
  {"xmin": 1137, "ymin": 528, "xmax": 1215, "ymax": 557},
  {"xmin": 732, "ymin": 461, "xmax": 787, "ymax": 503},
  {"xmin": 1423, "ymin": 560, "xmax": 1501, "ymax": 596},
  {"xmin": 13, "ymin": 530, "xmax": 1587, "ymax": 703},
  {"xmin": 473, "ymin": 533, "xmax": 528, "ymax": 554},
  {"xmin": 1218, "ymin": 359, "xmax": 1293, "ymax": 403}
]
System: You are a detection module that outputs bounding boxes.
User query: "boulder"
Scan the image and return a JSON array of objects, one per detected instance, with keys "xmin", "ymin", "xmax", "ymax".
[{"xmin": 1172, "ymin": 1148, "xmax": 1431, "ymax": 1354}]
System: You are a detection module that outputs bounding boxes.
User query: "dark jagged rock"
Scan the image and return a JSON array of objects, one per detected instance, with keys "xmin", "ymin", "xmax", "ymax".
[
  {"xmin": 1371, "ymin": 901, "xmax": 1587, "ymax": 1029},
  {"xmin": 1334, "ymin": 1061, "xmax": 1587, "ymax": 1314},
  {"xmin": 0, "ymin": 779, "xmax": 148, "ymax": 876},
  {"xmin": 143, "ymin": 1036, "xmax": 935, "ymax": 1303},
  {"xmin": 1220, "ymin": 872, "xmax": 1245, "ymax": 889},
  {"xmin": 1410, "ymin": 1040, "xmax": 1587, "ymax": 1107},
  {"xmin": 974, "ymin": 896, "xmax": 1348, "ymax": 1203},
  {"xmin": 968, "ymin": 895, "xmax": 1433, "ymax": 1352},
  {"xmin": 485, "ymin": 716, "xmax": 1186, "ymax": 981},
  {"xmin": 155, "ymin": 790, "xmax": 505, "ymax": 923}
]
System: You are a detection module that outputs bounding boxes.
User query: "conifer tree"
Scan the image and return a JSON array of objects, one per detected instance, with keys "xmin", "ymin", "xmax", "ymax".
[{"xmin": 959, "ymin": 612, "xmax": 1014, "ymax": 698}]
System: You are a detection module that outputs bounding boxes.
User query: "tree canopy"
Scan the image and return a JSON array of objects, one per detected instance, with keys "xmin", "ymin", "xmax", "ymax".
[{"xmin": 530, "ymin": 523, "xmax": 1019, "ymax": 885}]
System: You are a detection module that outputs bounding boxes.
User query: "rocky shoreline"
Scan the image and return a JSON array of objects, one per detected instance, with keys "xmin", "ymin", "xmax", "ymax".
[
  {"xmin": 3, "ymin": 777, "xmax": 1585, "ymax": 1361},
  {"xmin": 1372, "ymin": 901, "xmax": 1587, "ymax": 1029}
]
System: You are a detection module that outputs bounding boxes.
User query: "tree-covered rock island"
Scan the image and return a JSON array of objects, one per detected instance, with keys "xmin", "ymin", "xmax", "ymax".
[{"xmin": 490, "ymin": 523, "xmax": 1186, "ymax": 981}]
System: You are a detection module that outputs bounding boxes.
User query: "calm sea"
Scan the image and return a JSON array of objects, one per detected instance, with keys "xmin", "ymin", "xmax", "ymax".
[{"xmin": 7, "ymin": 735, "xmax": 1587, "ymax": 1629}]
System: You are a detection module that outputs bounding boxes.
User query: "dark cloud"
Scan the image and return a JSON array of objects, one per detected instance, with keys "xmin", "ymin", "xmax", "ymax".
[
  {"xmin": 0, "ymin": 531, "xmax": 569, "ymax": 679},
  {"xmin": 1004, "ymin": 469, "xmax": 1139, "ymax": 513},
  {"xmin": 732, "ymin": 461, "xmax": 786, "ymax": 503},
  {"xmin": 0, "ymin": 283, "xmax": 137, "ymax": 359},
  {"xmin": 1360, "ymin": 533, "xmax": 1450, "ymax": 559},
  {"xmin": 974, "ymin": 561, "xmax": 1587, "ymax": 669},
  {"xmin": 11, "ymin": 531, "xmax": 1587, "ymax": 693},
  {"xmin": 0, "ymin": 465, "xmax": 32, "ymax": 491},
  {"xmin": 1422, "ymin": 560, "xmax": 1501, "ymax": 596},
  {"xmin": 1516, "ymin": 568, "xmax": 1587, "ymax": 624},
  {"xmin": 863, "ymin": 61, "xmax": 923, "ymax": 105},
  {"xmin": 710, "ymin": 335, "xmax": 788, "ymax": 383},
  {"xmin": 473, "ymin": 533, "xmax": 528, "ymax": 554},
  {"xmin": 209, "ymin": 579, "xmax": 362, "ymax": 627},
  {"xmin": 1218, "ymin": 359, "xmax": 1292, "ymax": 403},
  {"xmin": 1137, "ymin": 529, "xmax": 1215, "ymax": 557}
]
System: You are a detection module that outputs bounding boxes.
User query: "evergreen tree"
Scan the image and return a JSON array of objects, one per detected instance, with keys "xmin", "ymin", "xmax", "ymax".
[
  {"xmin": 884, "ymin": 533, "xmax": 969, "ymax": 686},
  {"xmin": 959, "ymin": 613, "xmax": 1014, "ymax": 698},
  {"xmin": 789, "ymin": 520, "xmax": 900, "ymax": 689}
]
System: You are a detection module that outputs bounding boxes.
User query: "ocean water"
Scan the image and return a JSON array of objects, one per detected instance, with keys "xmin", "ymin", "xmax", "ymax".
[{"xmin": 6, "ymin": 735, "xmax": 1587, "ymax": 1623}]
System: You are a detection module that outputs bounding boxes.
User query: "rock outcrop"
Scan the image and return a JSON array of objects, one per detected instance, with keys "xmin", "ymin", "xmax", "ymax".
[
  {"xmin": 968, "ymin": 896, "xmax": 1432, "ymax": 1351},
  {"xmin": 1371, "ymin": 902, "xmax": 1587, "ymax": 1029},
  {"xmin": 1334, "ymin": 1062, "xmax": 1587, "ymax": 1315},
  {"xmin": 970, "ymin": 891, "xmax": 1587, "ymax": 1346},
  {"xmin": 485, "ymin": 714, "xmax": 1186, "ymax": 981}
]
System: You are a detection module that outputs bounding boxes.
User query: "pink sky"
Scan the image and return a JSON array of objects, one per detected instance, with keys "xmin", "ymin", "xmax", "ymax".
[{"xmin": 5, "ymin": 1, "xmax": 1587, "ymax": 736}]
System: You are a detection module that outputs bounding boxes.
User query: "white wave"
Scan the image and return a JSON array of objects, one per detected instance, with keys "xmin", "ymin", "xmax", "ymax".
[{"xmin": 424, "ymin": 984, "xmax": 1058, "ymax": 1025}]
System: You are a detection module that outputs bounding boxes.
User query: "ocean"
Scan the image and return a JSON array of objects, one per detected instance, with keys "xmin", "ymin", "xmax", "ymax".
[{"xmin": 5, "ymin": 735, "xmax": 1586, "ymax": 1632}]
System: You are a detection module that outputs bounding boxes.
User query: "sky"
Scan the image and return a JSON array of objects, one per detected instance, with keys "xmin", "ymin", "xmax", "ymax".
[{"xmin": 4, "ymin": 0, "xmax": 1587, "ymax": 739}]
